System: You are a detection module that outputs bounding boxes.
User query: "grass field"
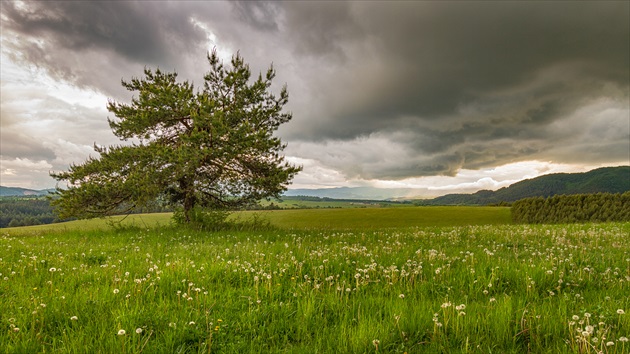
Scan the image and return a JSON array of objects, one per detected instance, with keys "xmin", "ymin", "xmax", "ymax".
[{"xmin": 1, "ymin": 208, "xmax": 628, "ymax": 353}]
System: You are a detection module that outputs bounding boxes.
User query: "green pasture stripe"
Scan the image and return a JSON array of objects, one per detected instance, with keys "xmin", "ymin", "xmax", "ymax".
[
  {"xmin": 2, "ymin": 207, "xmax": 511, "ymax": 235},
  {"xmin": 248, "ymin": 206, "xmax": 511, "ymax": 229}
]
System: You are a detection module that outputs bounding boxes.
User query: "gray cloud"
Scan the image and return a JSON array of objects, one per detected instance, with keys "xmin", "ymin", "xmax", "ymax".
[
  {"xmin": 277, "ymin": 1, "xmax": 629, "ymax": 177},
  {"xmin": 1, "ymin": 1, "xmax": 628, "ymax": 187},
  {"xmin": 1, "ymin": 1, "xmax": 210, "ymax": 98}
]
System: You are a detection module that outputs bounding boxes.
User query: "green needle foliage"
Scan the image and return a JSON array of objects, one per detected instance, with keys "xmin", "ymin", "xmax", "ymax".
[{"xmin": 51, "ymin": 50, "xmax": 301, "ymax": 224}]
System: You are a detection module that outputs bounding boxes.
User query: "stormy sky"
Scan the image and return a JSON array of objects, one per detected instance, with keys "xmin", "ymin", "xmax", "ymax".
[{"xmin": 1, "ymin": 1, "xmax": 628, "ymax": 195}]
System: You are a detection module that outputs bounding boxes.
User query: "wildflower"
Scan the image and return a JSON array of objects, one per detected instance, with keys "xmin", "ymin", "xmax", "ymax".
[
  {"xmin": 619, "ymin": 337, "xmax": 629, "ymax": 342},
  {"xmin": 399, "ymin": 294, "xmax": 405, "ymax": 299},
  {"xmin": 113, "ymin": 289, "xmax": 119, "ymax": 294},
  {"xmin": 584, "ymin": 312, "xmax": 591, "ymax": 318},
  {"xmin": 13, "ymin": 327, "xmax": 20, "ymax": 332},
  {"xmin": 617, "ymin": 309, "xmax": 625, "ymax": 315},
  {"xmin": 168, "ymin": 322, "xmax": 176, "ymax": 328},
  {"xmin": 585, "ymin": 325, "xmax": 594, "ymax": 334},
  {"xmin": 489, "ymin": 297, "xmax": 496, "ymax": 303},
  {"xmin": 572, "ymin": 315, "xmax": 580, "ymax": 321},
  {"xmin": 456, "ymin": 304, "xmax": 466, "ymax": 311},
  {"xmin": 606, "ymin": 342, "xmax": 614, "ymax": 346},
  {"xmin": 188, "ymin": 321, "xmax": 195, "ymax": 325},
  {"xmin": 441, "ymin": 302, "xmax": 452, "ymax": 308},
  {"xmin": 458, "ymin": 311, "xmax": 466, "ymax": 316},
  {"xmin": 70, "ymin": 316, "xmax": 78, "ymax": 321},
  {"xmin": 49, "ymin": 268, "xmax": 56, "ymax": 272},
  {"xmin": 136, "ymin": 328, "xmax": 143, "ymax": 334},
  {"xmin": 117, "ymin": 329, "xmax": 126, "ymax": 336}
]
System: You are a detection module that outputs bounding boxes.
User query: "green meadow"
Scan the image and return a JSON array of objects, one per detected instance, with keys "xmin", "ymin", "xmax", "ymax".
[{"xmin": 1, "ymin": 207, "xmax": 628, "ymax": 353}]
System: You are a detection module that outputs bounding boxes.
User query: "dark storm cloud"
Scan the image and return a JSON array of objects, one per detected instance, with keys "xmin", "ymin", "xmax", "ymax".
[
  {"xmin": 285, "ymin": 1, "xmax": 628, "ymax": 137},
  {"xmin": 1, "ymin": 1, "xmax": 208, "ymax": 98},
  {"xmin": 277, "ymin": 1, "xmax": 629, "ymax": 177},
  {"xmin": 231, "ymin": 1, "xmax": 280, "ymax": 32}
]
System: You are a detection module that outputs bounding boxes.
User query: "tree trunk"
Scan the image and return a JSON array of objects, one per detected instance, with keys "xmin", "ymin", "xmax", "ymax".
[{"xmin": 180, "ymin": 178, "xmax": 195, "ymax": 223}]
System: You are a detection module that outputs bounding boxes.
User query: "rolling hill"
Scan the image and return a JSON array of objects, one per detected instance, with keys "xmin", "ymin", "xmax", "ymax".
[
  {"xmin": 418, "ymin": 166, "xmax": 630, "ymax": 205},
  {"xmin": 0, "ymin": 186, "xmax": 54, "ymax": 197}
]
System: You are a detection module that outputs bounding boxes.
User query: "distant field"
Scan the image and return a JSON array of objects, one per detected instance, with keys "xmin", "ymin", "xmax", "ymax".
[
  {"xmin": 260, "ymin": 197, "xmax": 412, "ymax": 209},
  {"xmin": 3, "ymin": 206, "xmax": 511, "ymax": 235}
]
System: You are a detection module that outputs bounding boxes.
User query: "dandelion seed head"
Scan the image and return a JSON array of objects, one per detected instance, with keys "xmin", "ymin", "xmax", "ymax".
[
  {"xmin": 617, "ymin": 309, "xmax": 625, "ymax": 315},
  {"xmin": 585, "ymin": 325, "xmax": 594, "ymax": 334},
  {"xmin": 70, "ymin": 316, "xmax": 78, "ymax": 321},
  {"xmin": 136, "ymin": 328, "xmax": 143, "ymax": 334},
  {"xmin": 117, "ymin": 329, "xmax": 126, "ymax": 335}
]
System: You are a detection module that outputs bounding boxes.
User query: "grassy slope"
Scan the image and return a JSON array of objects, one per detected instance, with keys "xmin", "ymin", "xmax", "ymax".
[{"xmin": 2, "ymin": 206, "xmax": 511, "ymax": 235}]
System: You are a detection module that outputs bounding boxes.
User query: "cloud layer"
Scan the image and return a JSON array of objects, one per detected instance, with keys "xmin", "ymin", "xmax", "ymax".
[{"xmin": 1, "ymin": 1, "xmax": 628, "ymax": 189}]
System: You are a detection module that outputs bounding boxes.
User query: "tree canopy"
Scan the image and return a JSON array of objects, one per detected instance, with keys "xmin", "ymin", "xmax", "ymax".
[{"xmin": 51, "ymin": 50, "xmax": 301, "ymax": 223}]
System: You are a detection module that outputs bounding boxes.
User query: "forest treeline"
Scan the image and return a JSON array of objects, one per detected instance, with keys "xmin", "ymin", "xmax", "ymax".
[
  {"xmin": 0, "ymin": 197, "xmax": 173, "ymax": 228},
  {"xmin": 512, "ymin": 192, "xmax": 630, "ymax": 224},
  {"xmin": 0, "ymin": 197, "xmax": 59, "ymax": 228}
]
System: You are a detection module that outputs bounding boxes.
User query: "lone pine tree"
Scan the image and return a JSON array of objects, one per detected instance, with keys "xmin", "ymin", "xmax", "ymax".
[{"xmin": 51, "ymin": 50, "xmax": 301, "ymax": 224}]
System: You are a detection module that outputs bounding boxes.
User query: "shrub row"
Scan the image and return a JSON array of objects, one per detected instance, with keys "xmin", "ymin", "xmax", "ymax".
[{"xmin": 512, "ymin": 192, "xmax": 630, "ymax": 224}]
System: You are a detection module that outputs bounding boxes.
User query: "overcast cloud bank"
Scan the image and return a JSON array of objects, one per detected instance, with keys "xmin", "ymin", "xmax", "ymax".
[{"xmin": 1, "ymin": 1, "xmax": 628, "ymax": 191}]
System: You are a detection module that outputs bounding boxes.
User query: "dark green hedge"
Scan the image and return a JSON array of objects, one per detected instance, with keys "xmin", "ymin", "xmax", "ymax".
[{"xmin": 511, "ymin": 192, "xmax": 630, "ymax": 224}]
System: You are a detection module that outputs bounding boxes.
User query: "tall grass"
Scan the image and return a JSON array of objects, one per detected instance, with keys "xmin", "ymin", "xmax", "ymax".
[{"xmin": 1, "ymin": 213, "xmax": 628, "ymax": 353}]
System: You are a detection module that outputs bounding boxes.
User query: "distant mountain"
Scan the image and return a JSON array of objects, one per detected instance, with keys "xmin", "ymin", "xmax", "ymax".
[
  {"xmin": 418, "ymin": 166, "xmax": 630, "ymax": 205},
  {"xmin": 0, "ymin": 186, "xmax": 54, "ymax": 197},
  {"xmin": 283, "ymin": 187, "xmax": 425, "ymax": 200}
]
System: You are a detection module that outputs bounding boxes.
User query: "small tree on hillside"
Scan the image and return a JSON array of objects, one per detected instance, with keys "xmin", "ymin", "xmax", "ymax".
[{"xmin": 51, "ymin": 50, "xmax": 301, "ymax": 224}]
